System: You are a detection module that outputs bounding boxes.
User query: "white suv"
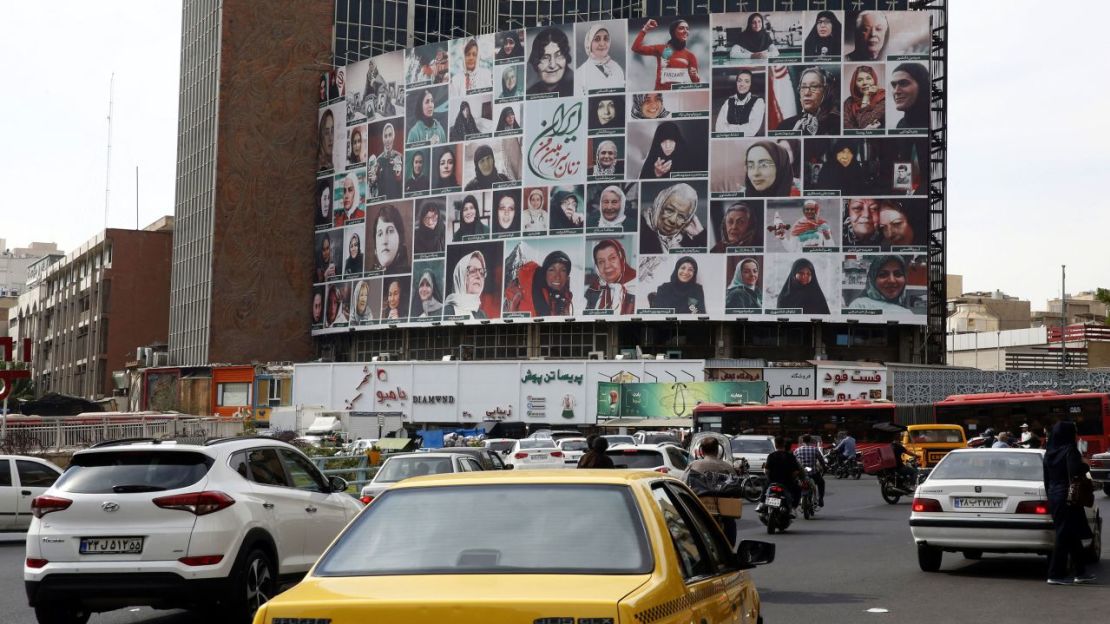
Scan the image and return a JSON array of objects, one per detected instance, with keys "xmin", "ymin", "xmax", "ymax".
[{"xmin": 24, "ymin": 437, "xmax": 363, "ymax": 624}]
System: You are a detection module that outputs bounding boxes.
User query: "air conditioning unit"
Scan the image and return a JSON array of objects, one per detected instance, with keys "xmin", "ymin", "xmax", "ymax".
[
  {"xmin": 587, "ymin": 350, "xmax": 605, "ymax": 360},
  {"xmin": 377, "ymin": 352, "xmax": 393, "ymax": 362},
  {"xmin": 151, "ymin": 352, "xmax": 170, "ymax": 367},
  {"xmin": 134, "ymin": 347, "xmax": 149, "ymax": 366}
]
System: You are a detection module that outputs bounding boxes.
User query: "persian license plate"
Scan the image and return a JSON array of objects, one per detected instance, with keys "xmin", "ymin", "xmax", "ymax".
[
  {"xmin": 952, "ymin": 497, "xmax": 1004, "ymax": 509},
  {"xmin": 765, "ymin": 497, "xmax": 782, "ymax": 508},
  {"xmin": 80, "ymin": 536, "xmax": 144, "ymax": 555}
]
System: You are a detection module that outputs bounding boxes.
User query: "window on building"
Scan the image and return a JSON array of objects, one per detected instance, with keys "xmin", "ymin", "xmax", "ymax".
[{"xmin": 217, "ymin": 382, "xmax": 251, "ymax": 407}]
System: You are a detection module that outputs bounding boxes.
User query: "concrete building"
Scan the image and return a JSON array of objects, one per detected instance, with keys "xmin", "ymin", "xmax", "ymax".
[
  {"xmin": 946, "ymin": 290, "xmax": 1031, "ymax": 333},
  {"xmin": 9, "ymin": 253, "xmax": 66, "ymax": 344},
  {"xmin": 0, "ymin": 241, "xmax": 59, "ymax": 297},
  {"xmin": 22, "ymin": 218, "xmax": 174, "ymax": 400},
  {"xmin": 1032, "ymin": 291, "xmax": 1109, "ymax": 327}
]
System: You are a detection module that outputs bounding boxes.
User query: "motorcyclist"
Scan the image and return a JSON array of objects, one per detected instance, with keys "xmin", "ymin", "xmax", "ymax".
[
  {"xmin": 891, "ymin": 437, "xmax": 917, "ymax": 488},
  {"xmin": 688, "ymin": 437, "xmax": 738, "ymax": 542},
  {"xmin": 832, "ymin": 430, "xmax": 857, "ymax": 463},
  {"xmin": 765, "ymin": 436, "xmax": 803, "ymax": 511},
  {"xmin": 793, "ymin": 434, "xmax": 827, "ymax": 507}
]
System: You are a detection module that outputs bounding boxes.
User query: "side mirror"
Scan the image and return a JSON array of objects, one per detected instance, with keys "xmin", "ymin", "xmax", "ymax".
[
  {"xmin": 328, "ymin": 475, "xmax": 349, "ymax": 493},
  {"xmin": 734, "ymin": 540, "xmax": 775, "ymax": 568}
]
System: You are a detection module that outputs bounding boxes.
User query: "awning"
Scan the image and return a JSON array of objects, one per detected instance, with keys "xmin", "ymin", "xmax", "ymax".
[{"xmin": 597, "ymin": 418, "xmax": 693, "ymax": 428}]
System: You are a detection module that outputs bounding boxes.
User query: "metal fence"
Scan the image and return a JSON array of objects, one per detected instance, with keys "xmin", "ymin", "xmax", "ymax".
[
  {"xmin": 309, "ymin": 453, "xmax": 379, "ymax": 492},
  {"xmin": 0, "ymin": 416, "xmax": 245, "ymax": 453}
]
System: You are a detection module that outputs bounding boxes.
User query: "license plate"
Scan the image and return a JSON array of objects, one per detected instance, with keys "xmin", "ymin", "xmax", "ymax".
[
  {"xmin": 80, "ymin": 536, "xmax": 144, "ymax": 555},
  {"xmin": 765, "ymin": 497, "xmax": 782, "ymax": 508},
  {"xmin": 953, "ymin": 497, "xmax": 1004, "ymax": 509},
  {"xmin": 532, "ymin": 454, "xmax": 547, "ymax": 461}
]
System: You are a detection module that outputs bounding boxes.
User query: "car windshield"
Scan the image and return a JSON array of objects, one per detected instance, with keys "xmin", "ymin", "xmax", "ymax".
[
  {"xmin": 641, "ymin": 434, "xmax": 678, "ymax": 444},
  {"xmin": 908, "ymin": 429, "xmax": 964, "ymax": 443},
  {"xmin": 606, "ymin": 449, "xmax": 664, "ymax": 469},
  {"xmin": 315, "ymin": 484, "xmax": 651, "ymax": 575},
  {"xmin": 375, "ymin": 457, "xmax": 454, "ymax": 483},
  {"xmin": 55, "ymin": 451, "xmax": 213, "ymax": 494},
  {"xmin": 560, "ymin": 440, "xmax": 588, "ymax": 451},
  {"xmin": 486, "ymin": 440, "xmax": 514, "ymax": 453},
  {"xmin": 929, "ymin": 452, "xmax": 1044, "ymax": 481},
  {"xmin": 518, "ymin": 439, "xmax": 556, "ymax": 450},
  {"xmin": 604, "ymin": 435, "xmax": 635, "ymax": 445},
  {"xmin": 731, "ymin": 439, "xmax": 775, "ymax": 454}
]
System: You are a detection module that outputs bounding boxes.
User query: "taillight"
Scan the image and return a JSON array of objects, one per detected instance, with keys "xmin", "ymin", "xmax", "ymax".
[
  {"xmin": 912, "ymin": 497, "xmax": 942, "ymax": 512},
  {"xmin": 31, "ymin": 495, "xmax": 72, "ymax": 519},
  {"xmin": 25, "ymin": 558, "xmax": 48, "ymax": 569},
  {"xmin": 514, "ymin": 452, "xmax": 528, "ymax": 459},
  {"xmin": 360, "ymin": 495, "xmax": 374, "ymax": 504},
  {"xmin": 178, "ymin": 555, "xmax": 224, "ymax": 566},
  {"xmin": 1015, "ymin": 500, "xmax": 1049, "ymax": 515},
  {"xmin": 550, "ymin": 451, "xmax": 563, "ymax": 458},
  {"xmin": 623, "ymin": 449, "xmax": 639, "ymax": 454},
  {"xmin": 153, "ymin": 491, "xmax": 235, "ymax": 516},
  {"xmin": 654, "ymin": 466, "xmax": 670, "ymax": 473},
  {"xmin": 769, "ymin": 485, "xmax": 784, "ymax": 494}
]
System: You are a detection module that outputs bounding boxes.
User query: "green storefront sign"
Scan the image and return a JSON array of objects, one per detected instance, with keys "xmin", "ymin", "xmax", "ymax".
[{"xmin": 597, "ymin": 381, "xmax": 767, "ymax": 419}]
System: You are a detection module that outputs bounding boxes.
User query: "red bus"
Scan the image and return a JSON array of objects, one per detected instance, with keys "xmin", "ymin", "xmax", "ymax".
[
  {"xmin": 692, "ymin": 400, "xmax": 898, "ymax": 447},
  {"xmin": 933, "ymin": 391, "xmax": 1110, "ymax": 455}
]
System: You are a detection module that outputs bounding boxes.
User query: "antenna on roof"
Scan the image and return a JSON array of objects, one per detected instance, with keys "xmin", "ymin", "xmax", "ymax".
[{"xmin": 104, "ymin": 72, "xmax": 115, "ymax": 229}]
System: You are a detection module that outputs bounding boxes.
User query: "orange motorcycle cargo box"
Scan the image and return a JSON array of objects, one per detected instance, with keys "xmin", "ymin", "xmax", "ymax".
[
  {"xmin": 861, "ymin": 446, "xmax": 896, "ymax": 474},
  {"xmin": 700, "ymin": 495, "xmax": 742, "ymax": 518}
]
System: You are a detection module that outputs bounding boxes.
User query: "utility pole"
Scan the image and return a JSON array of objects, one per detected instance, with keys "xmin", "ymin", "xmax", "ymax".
[
  {"xmin": 1061, "ymin": 265, "xmax": 1067, "ymax": 374},
  {"xmin": 104, "ymin": 73, "xmax": 114, "ymax": 228}
]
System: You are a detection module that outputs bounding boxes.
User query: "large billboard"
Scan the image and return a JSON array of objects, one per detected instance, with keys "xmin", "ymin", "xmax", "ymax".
[{"xmin": 313, "ymin": 9, "xmax": 931, "ymax": 334}]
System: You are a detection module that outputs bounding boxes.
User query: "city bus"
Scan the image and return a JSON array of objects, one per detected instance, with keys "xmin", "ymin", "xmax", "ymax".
[
  {"xmin": 692, "ymin": 400, "xmax": 899, "ymax": 447},
  {"xmin": 933, "ymin": 391, "xmax": 1110, "ymax": 455}
]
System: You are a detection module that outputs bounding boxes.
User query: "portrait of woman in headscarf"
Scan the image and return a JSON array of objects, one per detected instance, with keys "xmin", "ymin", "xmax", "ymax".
[
  {"xmin": 630, "ymin": 93, "xmax": 670, "ymax": 120},
  {"xmin": 726, "ymin": 257, "xmax": 762, "ymax": 310},
  {"xmin": 465, "ymin": 144, "xmax": 512, "ymax": 190},
  {"xmin": 776, "ymin": 257, "xmax": 830, "ymax": 314},
  {"xmin": 585, "ymin": 239, "xmax": 636, "ymax": 314},
  {"xmin": 413, "ymin": 200, "xmax": 446, "ymax": 255},
  {"xmin": 504, "ymin": 247, "xmax": 575, "ymax": 317},
  {"xmin": 775, "ymin": 66, "xmax": 840, "ymax": 136},
  {"xmin": 639, "ymin": 121, "xmax": 695, "ymax": 179},
  {"xmin": 577, "ymin": 23, "xmax": 625, "ymax": 94},
  {"xmin": 804, "ymin": 11, "xmax": 842, "ymax": 59},
  {"xmin": 450, "ymin": 101, "xmax": 482, "ymax": 142},
  {"xmin": 744, "ymin": 141, "xmax": 798, "ymax": 198},
  {"xmin": 443, "ymin": 250, "xmax": 490, "ymax": 319},
  {"xmin": 847, "ymin": 255, "xmax": 914, "ymax": 314},
  {"xmin": 497, "ymin": 31, "xmax": 523, "ymax": 60},
  {"xmin": 649, "ymin": 256, "xmax": 706, "ymax": 314},
  {"xmin": 587, "ymin": 185, "xmax": 635, "ymax": 231},
  {"xmin": 639, "ymin": 182, "xmax": 706, "ymax": 254},
  {"xmin": 815, "ymin": 139, "xmax": 867, "ymax": 196},
  {"xmin": 343, "ymin": 231, "xmax": 364, "ymax": 276},
  {"xmin": 843, "ymin": 65, "xmax": 885, "ymax": 131},
  {"xmin": 496, "ymin": 106, "xmax": 521, "ymax": 132},
  {"xmin": 453, "ymin": 194, "xmax": 489, "ymax": 240},
  {"xmin": 591, "ymin": 139, "xmax": 623, "ymax": 178},
  {"xmin": 491, "ymin": 190, "xmax": 521, "ymax": 236},
  {"xmin": 370, "ymin": 203, "xmax": 411, "ymax": 275},
  {"xmin": 406, "ymin": 88, "xmax": 448, "ymax": 145},
  {"xmin": 710, "ymin": 202, "xmax": 759, "ymax": 252},
  {"xmin": 349, "ymin": 280, "xmax": 374, "ymax": 323},
  {"xmin": 522, "ymin": 187, "xmax": 549, "ymax": 233},
  {"xmin": 729, "ymin": 13, "xmax": 778, "ymax": 60},
  {"xmin": 410, "ymin": 269, "xmax": 444, "ymax": 319},
  {"xmin": 317, "ymin": 108, "xmax": 336, "ymax": 172},
  {"xmin": 589, "ymin": 96, "xmax": 625, "ymax": 130},
  {"xmin": 549, "ymin": 187, "xmax": 585, "ymax": 231},
  {"xmin": 405, "ymin": 150, "xmax": 430, "ymax": 195},
  {"xmin": 498, "ymin": 65, "xmax": 523, "ymax": 100},
  {"xmin": 528, "ymin": 27, "xmax": 575, "ymax": 97},
  {"xmin": 432, "ymin": 145, "xmax": 460, "ymax": 190}
]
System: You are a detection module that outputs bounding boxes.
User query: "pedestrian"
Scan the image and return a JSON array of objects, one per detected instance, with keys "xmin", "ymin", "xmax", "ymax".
[
  {"xmin": 1043, "ymin": 421, "xmax": 1095, "ymax": 585},
  {"xmin": 577, "ymin": 435, "xmax": 615, "ymax": 468}
]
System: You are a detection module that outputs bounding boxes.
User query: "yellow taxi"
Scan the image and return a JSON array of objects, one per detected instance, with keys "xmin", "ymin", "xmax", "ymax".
[
  {"xmin": 901, "ymin": 424, "xmax": 967, "ymax": 468},
  {"xmin": 253, "ymin": 470, "xmax": 773, "ymax": 624}
]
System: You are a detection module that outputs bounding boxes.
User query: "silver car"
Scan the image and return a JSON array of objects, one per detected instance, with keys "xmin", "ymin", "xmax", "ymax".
[{"xmin": 360, "ymin": 452, "xmax": 484, "ymax": 503}]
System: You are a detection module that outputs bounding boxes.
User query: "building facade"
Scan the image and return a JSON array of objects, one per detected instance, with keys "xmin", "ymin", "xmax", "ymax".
[
  {"xmin": 21, "ymin": 219, "xmax": 174, "ymax": 400},
  {"xmin": 0, "ymin": 241, "xmax": 59, "ymax": 298}
]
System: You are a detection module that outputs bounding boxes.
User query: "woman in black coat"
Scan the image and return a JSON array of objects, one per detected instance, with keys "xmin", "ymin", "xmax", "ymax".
[{"xmin": 1043, "ymin": 421, "xmax": 1095, "ymax": 584}]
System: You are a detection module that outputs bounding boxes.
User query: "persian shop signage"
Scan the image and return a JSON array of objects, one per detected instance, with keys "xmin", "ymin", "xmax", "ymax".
[{"xmin": 521, "ymin": 368, "xmax": 584, "ymax": 385}]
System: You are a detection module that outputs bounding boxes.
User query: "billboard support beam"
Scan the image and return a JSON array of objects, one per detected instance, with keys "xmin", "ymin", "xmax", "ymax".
[{"xmin": 923, "ymin": 0, "xmax": 948, "ymax": 365}]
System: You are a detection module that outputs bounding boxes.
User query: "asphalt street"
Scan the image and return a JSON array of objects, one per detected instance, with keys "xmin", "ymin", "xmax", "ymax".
[{"xmin": 0, "ymin": 477, "xmax": 1105, "ymax": 623}]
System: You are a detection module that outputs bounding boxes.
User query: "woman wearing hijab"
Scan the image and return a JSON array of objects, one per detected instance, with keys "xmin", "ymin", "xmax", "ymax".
[
  {"xmin": 315, "ymin": 179, "xmax": 333, "ymax": 228},
  {"xmin": 499, "ymin": 65, "xmax": 523, "ymax": 99},
  {"xmin": 530, "ymin": 251, "xmax": 574, "ymax": 317},
  {"xmin": 744, "ymin": 141, "xmax": 797, "ymax": 197},
  {"xmin": 843, "ymin": 65, "xmax": 886, "ymax": 130},
  {"xmin": 726, "ymin": 257, "xmax": 762, "ymax": 310},
  {"xmin": 343, "ymin": 232, "xmax": 364, "ymax": 276},
  {"xmin": 449, "ymin": 101, "xmax": 481, "ymax": 142},
  {"xmin": 370, "ymin": 203, "xmax": 411, "ymax": 275},
  {"xmin": 711, "ymin": 202, "xmax": 759, "ymax": 252},
  {"xmin": 815, "ymin": 140, "xmax": 867, "ymax": 195},
  {"xmin": 640, "ymin": 182, "xmax": 705, "ymax": 253},
  {"xmin": 714, "ymin": 70, "xmax": 765, "ymax": 136},
  {"xmin": 891, "ymin": 63, "xmax": 930, "ymax": 129},
  {"xmin": 804, "ymin": 11, "xmax": 842, "ymax": 58},
  {"xmin": 405, "ymin": 151, "xmax": 430, "ymax": 195},
  {"xmin": 587, "ymin": 185, "xmax": 632, "ymax": 230},
  {"xmin": 776, "ymin": 258, "xmax": 830, "ymax": 314},
  {"xmin": 443, "ymin": 251, "xmax": 490, "ymax": 319},
  {"xmin": 497, "ymin": 31, "xmax": 522, "ymax": 60},
  {"xmin": 848, "ymin": 255, "xmax": 915, "ymax": 313},
  {"xmin": 592, "ymin": 139, "xmax": 623, "ymax": 178},
  {"xmin": 414, "ymin": 201, "xmax": 446, "ymax": 255},
  {"xmin": 317, "ymin": 108, "xmax": 336, "ymax": 172},
  {"xmin": 465, "ymin": 144, "xmax": 512, "ymax": 190},
  {"xmin": 650, "ymin": 256, "xmax": 706, "ymax": 314},
  {"xmin": 410, "ymin": 270, "xmax": 444, "ymax": 318},
  {"xmin": 496, "ymin": 106, "xmax": 521, "ymax": 132},
  {"xmin": 630, "ymin": 93, "xmax": 670, "ymax": 120},
  {"xmin": 632, "ymin": 18, "xmax": 701, "ymax": 90},
  {"xmin": 453, "ymin": 194, "xmax": 489, "ymax": 239},
  {"xmin": 729, "ymin": 13, "xmax": 778, "ymax": 59},
  {"xmin": 406, "ymin": 89, "xmax": 447, "ymax": 145},
  {"xmin": 432, "ymin": 145, "xmax": 459, "ymax": 190},
  {"xmin": 492, "ymin": 190, "xmax": 521, "ymax": 236},
  {"xmin": 528, "ymin": 27, "xmax": 575, "ymax": 97},
  {"xmin": 776, "ymin": 67, "xmax": 840, "ymax": 136},
  {"xmin": 1043, "ymin": 421, "xmax": 1096, "ymax": 585},
  {"xmin": 639, "ymin": 121, "xmax": 693, "ymax": 179},
  {"xmin": 577, "ymin": 24, "xmax": 625, "ymax": 94},
  {"xmin": 585, "ymin": 239, "xmax": 636, "ymax": 314},
  {"xmin": 350, "ymin": 280, "xmax": 374, "ymax": 323},
  {"xmin": 522, "ymin": 188, "xmax": 549, "ymax": 233},
  {"xmin": 549, "ymin": 187, "xmax": 585, "ymax": 231}
]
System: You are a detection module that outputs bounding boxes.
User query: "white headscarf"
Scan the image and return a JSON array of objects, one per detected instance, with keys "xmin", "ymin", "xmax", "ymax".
[
  {"xmin": 444, "ymin": 251, "xmax": 485, "ymax": 317},
  {"xmin": 596, "ymin": 184, "xmax": 627, "ymax": 227},
  {"xmin": 583, "ymin": 24, "xmax": 612, "ymax": 64},
  {"xmin": 593, "ymin": 141, "xmax": 619, "ymax": 177},
  {"xmin": 644, "ymin": 183, "xmax": 698, "ymax": 251}
]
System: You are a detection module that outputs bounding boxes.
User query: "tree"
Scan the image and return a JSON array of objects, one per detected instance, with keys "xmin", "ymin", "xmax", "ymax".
[{"xmin": 1098, "ymin": 288, "xmax": 1110, "ymax": 325}]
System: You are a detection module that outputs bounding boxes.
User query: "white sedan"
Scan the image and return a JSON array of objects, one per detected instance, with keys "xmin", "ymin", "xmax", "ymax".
[
  {"xmin": 910, "ymin": 448, "xmax": 1102, "ymax": 571},
  {"xmin": 505, "ymin": 439, "xmax": 567, "ymax": 470},
  {"xmin": 605, "ymin": 444, "xmax": 690, "ymax": 479},
  {"xmin": 555, "ymin": 437, "xmax": 589, "ymax": 466},
  {"xmin": 0, "ymin": 455, "xmax": 63, "ymax": 531}
]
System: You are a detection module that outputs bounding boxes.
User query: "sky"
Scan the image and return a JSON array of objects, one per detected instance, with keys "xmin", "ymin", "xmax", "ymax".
[{"xmin": 0, "ymin": 1, "xmax": 1105, "ymax": 308}]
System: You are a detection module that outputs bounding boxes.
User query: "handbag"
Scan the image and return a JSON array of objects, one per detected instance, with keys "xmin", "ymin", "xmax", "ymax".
[{"xmin": 1067, "ymin": 462, "xmax": 1095, "ymax": 508}]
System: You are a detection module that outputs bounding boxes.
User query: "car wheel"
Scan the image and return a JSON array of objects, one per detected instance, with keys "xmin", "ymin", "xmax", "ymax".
[
  {"xmin": 917, "ymin": 544, "xmax": 942, "ymax": 572},
  {"xmin": 962, "ymin": 550, "xmax": 982, "ymax": 560},
  {"xmin": 228, "ymin": 548, "xmax": 276, "ymax": 623},
  {"xmin": 34, "ymin": 605, "xmax": 90, "ymax": 624},
  {"xmin": 1084, "ymin": 514, "xmax": 1102, "ymax": 564}
]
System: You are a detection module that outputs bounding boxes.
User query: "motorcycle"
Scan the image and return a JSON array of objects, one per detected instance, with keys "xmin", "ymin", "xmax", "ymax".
[
  {"xmin": 876, "ymin": 457, "xmax": 921, "ymax": 504},
  {"xmin": 734, "ymin": 456, "xmax": 766, "ymax": 502},
  {"xmin": 825, "ymin": 449, "xmax": 863, "ymax": 480},
  {"xmin": 756, "ymin": 483, "xmax": 794, "ymax": 534},
  {"xmin": 799, "ymin": 467, "xmax": 818, "ymax": 519}
]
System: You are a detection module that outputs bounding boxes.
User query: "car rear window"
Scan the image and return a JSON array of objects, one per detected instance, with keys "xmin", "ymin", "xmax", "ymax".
[
  {"xmin": 486, "ymin": 441, "xmax": 514, "ymax": 453},
  {"xmin": 731, "ymin": 439, "xmax": 774, "ymax": 453},
  {"xmin": 642, "ymin": 434, "xmax": 678, "ymax": 444},
  {"xmin": 604, "ymin": 436, "xmax": 635, "ymax": 446},
  {"xmin": 606, "ymin": 449, "xmax": 664, "ymax": 469},
  {"xmin": 929, "ymin": 452, "xmax": 1044, "ymax": 481},
  {"xmin": 560, "ymin": 440, "xmax": 588, "ymax": 451},
  {"xmin": 908, "ymin": 429, "xmax": 964, "ymax": 443},
  {"xmin": 316, "ymin": 484, "xmax": 651, "ymax": 576},
  {"xmin": 55, "ymin": 451, "xmax": 213, "ymax": 494},
  {"xmin": 519, "ymin": 439, "xmax": 556, "ymax": 450},
  {"xmin": 376, "ymin": 457, "xmax": 454, "ymax": 483}
]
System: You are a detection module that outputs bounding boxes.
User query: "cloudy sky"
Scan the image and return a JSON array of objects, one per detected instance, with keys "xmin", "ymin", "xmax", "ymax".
[{"xmin": 0, "ymin": 1, "xmax": 1103, "ymax": 308}]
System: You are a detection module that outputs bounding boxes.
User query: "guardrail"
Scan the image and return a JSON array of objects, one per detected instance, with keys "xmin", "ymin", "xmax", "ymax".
[
  {"xmin": 310, "ymin": 453, "xmax": 379, "ymax": 492},
  {"xmin": 0, "ymin": 416, "xmax": 245, "ymax": 453}
]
